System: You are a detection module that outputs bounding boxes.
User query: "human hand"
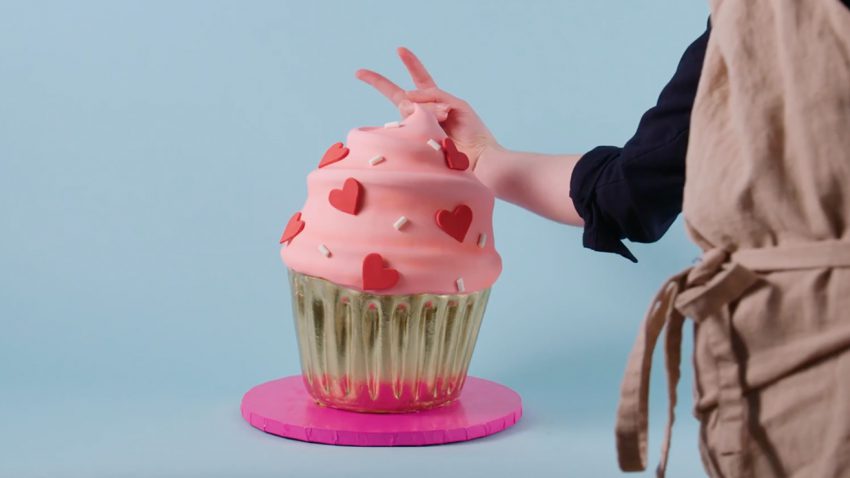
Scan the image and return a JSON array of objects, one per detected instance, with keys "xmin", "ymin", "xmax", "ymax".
[{"xmin": 356, "ymin": 47, "xmax": 501, "ymax": 170}]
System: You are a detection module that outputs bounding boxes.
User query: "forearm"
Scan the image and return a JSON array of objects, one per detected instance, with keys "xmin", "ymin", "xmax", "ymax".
[{"xmin": 475, "ymin": 146, "xmax": 584, "ymax": 226}]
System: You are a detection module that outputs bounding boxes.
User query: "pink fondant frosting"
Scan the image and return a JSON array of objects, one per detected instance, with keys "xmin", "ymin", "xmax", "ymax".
[{"xmin": 280, "ymin": 104, "xmax": 501, "ymax": 295}]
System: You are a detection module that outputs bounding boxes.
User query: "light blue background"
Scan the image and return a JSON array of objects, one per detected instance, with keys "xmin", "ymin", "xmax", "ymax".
[{"xmin": 0, "ymin": 1, "xmax": 709, "ymax": 476}]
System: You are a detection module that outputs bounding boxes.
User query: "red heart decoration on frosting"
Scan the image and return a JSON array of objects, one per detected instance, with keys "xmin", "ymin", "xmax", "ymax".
[
  {"xmin": 318, "ymin": 142, "xmax": 350, "ymax": 168},
  {"xmin": 362, "ymin": 253, "xmax": 399, "ymax": 290},
  {"xmin": 279, "ymin": 212, "xmax": 305, "ymax": 244},
  {"xmin": 441, "ymin": 138, "xmax": 469, "ymax": 171},
  {"xmin": 328, "ymin": 178, "xmax": 363, "ymax": 215},
  {"xmin": 435, "ymin": 205, "xmax": 473, "ymax": 242}
]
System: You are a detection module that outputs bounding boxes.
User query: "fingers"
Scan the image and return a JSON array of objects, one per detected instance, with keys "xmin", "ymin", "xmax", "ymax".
[
  {"xmin": 357, "ymin": 48, "xmax": 455, "ymax": 122},
  {"xmin": 433, "ymin": 103, "xmax": 450, "ymax": 120},
  {"xmin": 428, "ymin": 102, "xmax": 451, "ymax": 122},
  {"xmin": 398, "ymin": 99, "xmax": 450, "ymax": 121},
  {"xmin": 397, "ymin": 47, "xmax": 437, "ymax": 89},
  {"xmin": 355, "ymin": 69, "xmax": 407, "ymax": 106},
  {"xmin": 398, "ymin": 99, "xmax": 415, "ymax": 117},
  {"xmin": 406, "ymin": 88, "xmax": 464, "ymax": 107}
]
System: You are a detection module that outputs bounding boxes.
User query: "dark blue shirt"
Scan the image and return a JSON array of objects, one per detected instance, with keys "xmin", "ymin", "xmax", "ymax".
[{"xmin": 569, "ymin": 22, "xmax": 711, "ymax": 262}]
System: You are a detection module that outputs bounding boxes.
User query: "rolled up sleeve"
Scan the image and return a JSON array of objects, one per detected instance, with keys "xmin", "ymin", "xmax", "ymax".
[{"xmin": 569, "ymin": 21, "xmax": 711, "ymax": 262}]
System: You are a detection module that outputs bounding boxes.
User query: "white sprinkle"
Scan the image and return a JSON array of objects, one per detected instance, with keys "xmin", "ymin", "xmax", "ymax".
[
  {"xmin": 318, "ymin": 244, "xmax": 331, "ymax": 257},
  {"xmin": 369, "ymin": 155, "xmax": 385, "ymax": 166},
  {"xmin": 477, "ymin": 233, "xmax": 487, "ymax": 248},
  {"xmin": 456, "ymin": 278, "xmax": 465, "ymax": 293},
  {"xmin": 426, "ymin": 138, "xmax": 442, "ymax": 151},
  {"xmin": 393, "ymin": 216, "xmax": 409, "ymax": 230},
  {"xmin": 384, "ymin": 121, "xmax": 401, "ymax": 128}
]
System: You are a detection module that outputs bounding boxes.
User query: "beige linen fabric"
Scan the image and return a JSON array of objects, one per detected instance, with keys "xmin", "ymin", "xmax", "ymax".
[{"xmin": 615, "ymin": 1, "xmax": 850, "ymax": 477}]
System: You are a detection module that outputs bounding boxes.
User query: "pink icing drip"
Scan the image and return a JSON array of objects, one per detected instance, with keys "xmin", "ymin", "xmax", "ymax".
[{"xmin": 281, "ymin": 105, "xmax": 501, "ymax": 295}]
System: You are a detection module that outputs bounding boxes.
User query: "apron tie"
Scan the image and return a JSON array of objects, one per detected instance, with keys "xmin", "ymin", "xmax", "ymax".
[
  {"xmin": 616, "ymin": 240, "xmax": 850, "ymax": 477},
  {"xmin": 615, "ymin": 246, "xmax": 760, "ymax": 477}
]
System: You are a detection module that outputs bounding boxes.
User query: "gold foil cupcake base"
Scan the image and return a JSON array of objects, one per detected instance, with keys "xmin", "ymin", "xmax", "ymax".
[{"xmin": 288, "ymin": 269, "xmax": 490, "ymax": 413}]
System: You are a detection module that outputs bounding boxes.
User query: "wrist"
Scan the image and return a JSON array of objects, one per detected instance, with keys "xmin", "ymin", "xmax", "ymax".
[
  {"xmin": 476, "ymin": 142, "xmax": 506, "ymax": 167},
  {"xmin": 473, "ymin": 143, "xmax": 510, "ymax": 196}
]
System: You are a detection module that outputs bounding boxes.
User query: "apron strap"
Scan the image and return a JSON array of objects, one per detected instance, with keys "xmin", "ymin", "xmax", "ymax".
[
  {"xmin": 656, "ymin": 287, "xmax": 686, "ymax": 477},
  {"xmin": 615, "ymin": 270, "xmax": 688, "ymax": 474},
  {"xmin": 732, "ymin": 239, "xmax": 850, "ymax": 272}
]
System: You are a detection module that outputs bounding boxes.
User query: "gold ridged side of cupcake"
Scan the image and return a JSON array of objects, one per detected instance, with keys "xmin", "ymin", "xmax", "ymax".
[{"xmin": 288, "ymin": 269, "xmax": 490, "ymax": 413}]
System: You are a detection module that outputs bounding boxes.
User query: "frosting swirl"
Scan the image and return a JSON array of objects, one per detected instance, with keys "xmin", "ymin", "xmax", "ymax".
[{"xmin": 280, "ymin": 105, "xmax": 501, "ymax": 295}]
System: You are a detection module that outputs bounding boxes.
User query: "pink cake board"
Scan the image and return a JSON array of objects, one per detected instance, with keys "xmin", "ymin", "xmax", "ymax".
[{"xmin": 241, "ymin": 375, "xmax": 522, "ymax": 446}]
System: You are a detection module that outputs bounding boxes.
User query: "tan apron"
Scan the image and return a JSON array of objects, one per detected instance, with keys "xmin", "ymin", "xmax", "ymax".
[{"xmin": 614, "ymin": 1, "xmax": 850, "ymax": 477}]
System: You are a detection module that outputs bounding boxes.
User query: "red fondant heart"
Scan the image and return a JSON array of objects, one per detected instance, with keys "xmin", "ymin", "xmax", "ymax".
[
  {"xmin": 279, "ymin": 212, "xmax": 305, "ymax": 244},
  {"xmin": 362, "ymin": 253, "xmax": 399, "ymax": 290},
  {"xmin": 441, "ymin": 137, "xmax": 469, "ymax": 171},
  {"xmin": 318, "ymin": 142, "xmax": 350, "ymax": 168},
  {"xmin": 435, "ymin": 205, "xmax": 473, "ymax": 242},
  {"xmin": 328, "ymin": 178, "xmax": 363, "ymax": 215}
]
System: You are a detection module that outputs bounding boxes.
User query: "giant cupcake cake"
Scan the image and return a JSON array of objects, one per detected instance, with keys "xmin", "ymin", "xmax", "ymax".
[{"xmin": 279, "ymin": 104, "xmax": 501, "ymax": 412}]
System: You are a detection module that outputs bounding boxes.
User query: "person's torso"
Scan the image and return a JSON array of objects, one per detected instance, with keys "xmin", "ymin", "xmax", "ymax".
[{"xmin": 683, "ymin": 0, "xmax": 850, "ymax": 250}]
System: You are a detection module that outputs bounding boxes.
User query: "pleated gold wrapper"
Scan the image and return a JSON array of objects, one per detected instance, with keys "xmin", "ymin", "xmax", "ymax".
[{"xmin": 288, "ymin": 269, "xmax": 491, "ymax": 413}]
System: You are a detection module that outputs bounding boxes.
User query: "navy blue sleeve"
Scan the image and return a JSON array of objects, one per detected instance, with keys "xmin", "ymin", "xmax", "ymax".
[{"xmin": 569, "ymin": 21, "xmax": 711, "ymax": 262}]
